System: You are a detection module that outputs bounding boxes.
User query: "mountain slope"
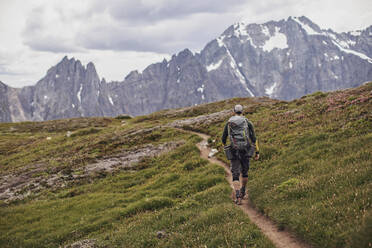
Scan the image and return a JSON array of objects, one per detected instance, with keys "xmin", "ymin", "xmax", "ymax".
[
  {"xmin": 1, "ymin": 16, "xmax": 372, "ymax": 122},
  {"xmin": 203, "ymin": 16, "xmax": 372, "ymax": 100},
  {"xmin": 188, "ymin": 82, "xmax": 372, "ymax": 247},
  {"xmin": 0, "ymin": 82, "xmax": 12, "ymax": 122}
]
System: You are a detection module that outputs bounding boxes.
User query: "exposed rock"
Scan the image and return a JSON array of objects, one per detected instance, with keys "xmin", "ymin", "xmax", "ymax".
[
  {"xmin": 208, "ymin": 148, "xmax": 218, "ymax": 158},
  {"xmin": 0, "ymin": 141, "xmax": 183, "ymax": 203},
  {"xmin": 84, "ymin": 141, "xmax": 183, "ymax": 175},
  {"xmin": 0, "ymin": 81, "xmax": 12, "ymax": 122},
  {"xmin": 156, "ymin": 230, "xmax": 167, "ymax": 239},
  {"xmin": 169, "ymin": 109, "xmax": 231, "ymax": 128},
  {"xmin": 64, "ymin": 239, "xmax": 98, "ymax": 248}
]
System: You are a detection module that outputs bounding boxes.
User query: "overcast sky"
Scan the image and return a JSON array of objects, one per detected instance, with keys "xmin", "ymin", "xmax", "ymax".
[{"xmin": 1, "ymin": 0, "xmax": 371, "ymax": 88}]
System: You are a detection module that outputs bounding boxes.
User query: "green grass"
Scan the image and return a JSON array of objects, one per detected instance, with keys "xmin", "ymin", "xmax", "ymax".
[
  {"xmin": 0, "ymin": 130, "xmax": 273, "ymax": 247},
  {"xmin": 0, "ymin": 117, "xmax": 187, "ymax": 175},
  {"xmin": 202, "ymin": 82, "xmax": 372, "ymax": 248}
]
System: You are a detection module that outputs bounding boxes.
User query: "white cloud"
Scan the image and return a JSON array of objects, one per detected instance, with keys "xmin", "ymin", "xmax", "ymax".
[{"xmin": 0, "ymin": 0, "xmax": 371, "ymax": 87}]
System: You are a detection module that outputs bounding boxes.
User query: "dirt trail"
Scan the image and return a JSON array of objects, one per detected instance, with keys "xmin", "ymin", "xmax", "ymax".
[{"xmin": 182, "ymin": 129, "xmax": 312, "ymax": 248}]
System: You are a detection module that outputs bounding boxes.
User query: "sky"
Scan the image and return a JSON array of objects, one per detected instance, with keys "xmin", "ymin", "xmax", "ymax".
[{"xmin": 0, "ymin": 0, "xmax": 371, "ymax": 88}]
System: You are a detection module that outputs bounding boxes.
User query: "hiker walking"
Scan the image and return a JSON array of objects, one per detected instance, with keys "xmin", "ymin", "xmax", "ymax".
[{"xmin": 222, "ymin": 104, "xmax": 259, "ymax": 205}]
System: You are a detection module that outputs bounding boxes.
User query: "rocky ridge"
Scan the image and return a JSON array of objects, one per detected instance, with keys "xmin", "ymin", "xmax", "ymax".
[{"xmin": 1, "ymin": 16, "xmax": 371, "ymax": 122}]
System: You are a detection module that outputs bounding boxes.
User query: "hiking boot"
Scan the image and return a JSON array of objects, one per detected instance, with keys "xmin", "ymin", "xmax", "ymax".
[
  {"xmin": 235, "ymin": 190, "xmax": 242, "ymax": 205},
  {"xmin": 239, "ymin": 187, "xmax": 246, "ymax": 199}
]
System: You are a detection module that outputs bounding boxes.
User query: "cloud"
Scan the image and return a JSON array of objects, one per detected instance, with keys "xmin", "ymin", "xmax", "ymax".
[
  {"xmin": 89, "ymin": 0, "xmax": 246, "ymax": 24},
  {"xmin": 0, "ymin": 64, "xmax": 23, "ymax": 75},
  {"xmin": 21, "ymin": 0, "xmax": 247, "ymax": 54},
  {"xmin": 77, "ymin": 11, "xmax": 239, "ymax": 53},
  {"xmin": 24, "ymin": 36, "xmax": 84, "ymax": 53},
  {"xmin": 22, "ymin": 3, "xmax": 88, "ymax": 53}
]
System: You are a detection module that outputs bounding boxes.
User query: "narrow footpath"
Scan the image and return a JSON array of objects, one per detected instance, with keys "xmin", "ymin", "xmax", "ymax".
[{"xmin": 182, "ymin": 129, "xmax": 312, "ymax": 248}]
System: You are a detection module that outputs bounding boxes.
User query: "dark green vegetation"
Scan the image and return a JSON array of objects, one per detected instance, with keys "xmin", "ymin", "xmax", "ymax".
[{"xmin": 1, "ymin": 82, "xmax": 371, "ymax": 247}]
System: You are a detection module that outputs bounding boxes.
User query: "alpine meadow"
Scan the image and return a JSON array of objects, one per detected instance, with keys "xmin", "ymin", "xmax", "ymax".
[{"xmin": 1, "ymin": 82, "xmax": 371, "ymax": 248}]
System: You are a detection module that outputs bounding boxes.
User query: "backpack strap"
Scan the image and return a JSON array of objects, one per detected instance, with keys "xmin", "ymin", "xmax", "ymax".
[
  {"xmin": 228, "ymin": 122, "xmax": 238, "ymax": 149},
  {"xmin": 244, "ymin": 119, "xmax": 250, "ymax": 144}
]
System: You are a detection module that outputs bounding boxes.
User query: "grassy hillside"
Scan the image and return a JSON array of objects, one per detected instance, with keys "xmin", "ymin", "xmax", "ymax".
[
  {"xmin": 1, "ymin": 82, "xmax": 371, "ymax": 247},
  {"xmin": 192, "ymin": 82, "xmax": 372, "ymax": 247},
  {"xmin": 0, "ymin": 115, "xmax": 273, "ymax": 247}
]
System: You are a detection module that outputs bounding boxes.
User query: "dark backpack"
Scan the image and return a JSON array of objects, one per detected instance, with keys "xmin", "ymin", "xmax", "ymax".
[{"xmin": 228, "ymin": 116, "xmax": 251, "ymax": 151}]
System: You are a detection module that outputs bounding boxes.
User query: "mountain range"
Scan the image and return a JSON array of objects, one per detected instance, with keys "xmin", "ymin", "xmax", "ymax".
[{"xmin": 1, "ymin": 16, "xmax": 371, "ymax": 122}]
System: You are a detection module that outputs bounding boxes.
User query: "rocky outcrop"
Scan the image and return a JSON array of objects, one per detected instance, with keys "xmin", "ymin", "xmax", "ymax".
[
  {"xmin": 0, "ymin": 82, "xmax": 11, "ymax": 122},
  {"xmin": 169, "ymin": 109, "xmax": 232, "ymax": 128},
  {"xmin": 1, "ymin": 16, "xmax": 371, "ymax": 122},
  {"xmin": 64, "ymin": 239, "xmax": 98, "ymax": 248},
  {"xmin": 0, "ymin": 140, "xmax": 183, "ymax": 203},
  {"xmin": 18, "ymin": 56, "xmax": 120, "ymax": 121}
]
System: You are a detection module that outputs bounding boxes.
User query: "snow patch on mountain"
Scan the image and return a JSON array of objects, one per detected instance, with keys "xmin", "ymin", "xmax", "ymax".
[
  {"xmin": 77, "ymin": 84, "xmax": 83, "ymax": 103},
  {"xmin": 261, "ymin": 25, "xmax": 270, "ymax": 36},
  {"xmin": 234, "ymin": 22, "xmax": 248, "ymax": 36},
  {"xmin": 197, "ymin": 84, "xmax": 205, "ymax": 100},
  {"xmin": 207, "ymin": 59, "xmax": 223, "ymax": 71},
  {"xmin": 108, "ymin": 96, "xmax": 114, "ymax": 105},
  {"xmin": 216, "ymin": 36, "xmax": 225, "ymax": 47},
  {"xmin": 233, "ymin": 22, "xmax": 258, "ymax": 48},
  {"xmin": 332, "ymin": 41, "xmax": 372, "ymax": 63},
  {"xmin": 262, "ymin": 27, "xmax": 288, "ymax": 52},
  {"xmin": 265, "ymin": 82, "xmax": 278, "ymax": 96},
  {"xmin": 350, "ymin": 30, "xmax": 361, "ymax": 36},
  {"xmin": 293, "ymin": 17, "xmax": 322, "ymax": 35}
]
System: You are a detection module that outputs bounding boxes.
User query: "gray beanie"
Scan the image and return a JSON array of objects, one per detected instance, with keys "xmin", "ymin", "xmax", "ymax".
[{"xmin": 234, "ymin": 104, "xmax": 243, "ymax": 113}]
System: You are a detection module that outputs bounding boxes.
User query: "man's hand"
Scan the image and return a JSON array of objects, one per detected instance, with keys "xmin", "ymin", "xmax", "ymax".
[{"xmin": 254, "ymin": 153, "xmax": 260, "ymax": 161}]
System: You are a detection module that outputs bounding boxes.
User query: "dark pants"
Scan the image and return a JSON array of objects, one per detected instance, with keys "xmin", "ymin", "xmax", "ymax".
[{"xmin": 230, "ymin": 150, "xmax": 250, "ymax": 181}]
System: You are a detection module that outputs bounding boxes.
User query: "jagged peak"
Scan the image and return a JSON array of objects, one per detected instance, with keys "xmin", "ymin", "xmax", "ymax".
[
  {"xmin": 86, "ymin": 62, "xmax": 96, "ymax": 72},
  {"xmin": 288, "ymin": 16, "xmax": 324, "ymax": 35},
  {"xmin": 59, "ymin": 55, "xmax": 76, "ymax": 65},
  {"xmin": 296, "ymin": 16, "xmax": 313, "ymax": 24},
  {"xmin": 0, "ymin": 81, "xmax": 9, "ymax": 89},
  {"xmin": 125, "ymin": 70, "xmax": 140, "ymax": 81},
  {"xmin": 294, "ymin": 16, "xmax": 322, "ymax": 32},
  {"xmin": 233, "ymin": 21, "xmax": 246, "ymax": 29},
  {"xmin": 61, "ymin": 55, "xmax": 69, "ymax": 62},
  {"xmin": 177, "ymin": 48, "xmax": 194, "ymax": 58}
]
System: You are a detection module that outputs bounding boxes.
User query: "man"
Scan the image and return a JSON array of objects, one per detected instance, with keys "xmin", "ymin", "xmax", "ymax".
[{"xmin": 222, "ymin": 104, "xmax": 259, "ymax": 205}]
